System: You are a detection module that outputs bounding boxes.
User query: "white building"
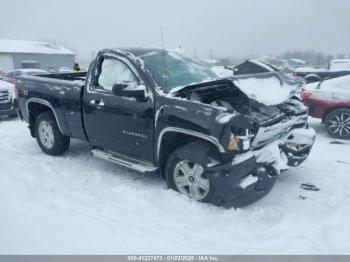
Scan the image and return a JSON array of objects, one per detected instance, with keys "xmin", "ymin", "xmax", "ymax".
[{"xmin": 0, "ymin": 39, "xmax": 75, "ymax": 71}]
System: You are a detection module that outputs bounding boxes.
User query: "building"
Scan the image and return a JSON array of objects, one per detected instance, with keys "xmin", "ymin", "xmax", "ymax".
[{"xmin": 0, "ymin": 39, "xmax": 75, "ymax": 72}]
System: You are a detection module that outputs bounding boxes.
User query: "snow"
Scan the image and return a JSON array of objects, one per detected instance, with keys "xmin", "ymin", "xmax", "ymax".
[
  {"xmin": 294, "ymin": 67, "xmax": 324, "ymax": 73},
  {"xmin": 289, "ymin": 59, "xmax": 307, "ymax": 65},
  {"xmin": 249, "ymin": 59, "xmax": 274, "ymax": 72},
  {"xmin": 1, "ymin": 118, "xmax": 350, "ymax": 254},
  {"xmin": 18, "ymin": 69, "xmax": 49, "ymax": 74},
  {"xmin": 0, "ymin": 79, "xmax": 13, "ymax": 90},
  {"xmin": 239, "ymin": 175, "xmax": 259, "ymax": 189},
  {"xmin": 0, "ymin": 79, "xmax": 15, "ymax": 100},
  {"xmin": 211, "ymin": 66, "xmax": 233, "ymax": 77},
  {"xmin": 216, "ymin": 113, "xmax": 235, "ymax": 124},
  {"xmin": 233, "ymin": 75, "xmax": 298, "ymax": 106},
  {"xmin": 0, "ymin": 39, "xmax": 74, "ymax": 55}
]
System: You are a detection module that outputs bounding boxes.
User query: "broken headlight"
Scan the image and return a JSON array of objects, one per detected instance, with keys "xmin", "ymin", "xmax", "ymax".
[{"xmin": 228, "ymin": 129, "xmax": 255, "ymax": 152}]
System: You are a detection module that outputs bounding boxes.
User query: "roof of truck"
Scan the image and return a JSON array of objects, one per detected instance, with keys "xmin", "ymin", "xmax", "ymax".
[{"xmin": 116, "ymin": 47, "xmax": 180, "ymax": 57}]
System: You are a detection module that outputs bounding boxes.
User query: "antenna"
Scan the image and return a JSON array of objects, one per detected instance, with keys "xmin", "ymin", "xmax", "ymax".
[{"xmin": 160, "ymin": 26, "xmax": 167, "ymax": 90}]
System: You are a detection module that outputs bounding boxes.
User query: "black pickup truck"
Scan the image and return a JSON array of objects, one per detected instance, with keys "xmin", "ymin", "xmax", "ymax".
[{"xmin": 16, "ymin": 48, "xmax": 316, "ymax": 207}]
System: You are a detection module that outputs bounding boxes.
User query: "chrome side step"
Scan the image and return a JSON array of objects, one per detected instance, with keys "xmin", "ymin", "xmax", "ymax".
[{"xmin": 91, "ymin": 149, "xmax": 158, "ymax": 173}]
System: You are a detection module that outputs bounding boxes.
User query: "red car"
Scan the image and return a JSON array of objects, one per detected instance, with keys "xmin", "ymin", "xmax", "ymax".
[{"xmin": 302, "ymin": 75, "xmax": 350, "ymax": 139}]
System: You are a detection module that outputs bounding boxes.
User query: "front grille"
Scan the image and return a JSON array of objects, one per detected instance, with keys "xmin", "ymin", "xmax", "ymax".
[
  {"xmin": 0, "ymin": 90, "xmax": 10, "ymax": 104},
  {"xmin": 0, "ymin": 101, "xmax": 12, "ymax": 110},
  {"xmin": 0, "ymin": 90, "xmax": 12, "ymax": 110},
  {"xmin": 251, "ymin": 117, "xmax": 299, "ymax": 149}
]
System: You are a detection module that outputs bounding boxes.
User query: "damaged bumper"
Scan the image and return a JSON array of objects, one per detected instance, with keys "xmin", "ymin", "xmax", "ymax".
[{"xmin": 207, "ymin": 127, "xmax": 316, "ymax": 208}]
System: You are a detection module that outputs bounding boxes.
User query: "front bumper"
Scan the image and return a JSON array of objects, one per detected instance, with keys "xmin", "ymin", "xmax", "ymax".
[
  {"xmin": 0, "ymin": 106, "xmax": 17, "ymax": 117},
  {"xmin": 0, "ymin": 99, "xmax": 18, "ymax": 117},
  {"xmin": 207, "ymin": 127, "xmax": 316, "ymax": 208}
]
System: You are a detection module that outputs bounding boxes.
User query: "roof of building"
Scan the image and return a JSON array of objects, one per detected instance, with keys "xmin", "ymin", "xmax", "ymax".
[{"xmin": 0, "ymin": 39, "xmax": 75, "ymax": 55}]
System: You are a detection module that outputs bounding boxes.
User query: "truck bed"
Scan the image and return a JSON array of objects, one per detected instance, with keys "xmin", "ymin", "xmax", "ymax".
[
  {"xmin": 39, "ymin": 72, "xmax": 87, "ymax": 82},
  {"xmin": 17, "ymin": 72, "xmax": 87, "ymax": 141}
]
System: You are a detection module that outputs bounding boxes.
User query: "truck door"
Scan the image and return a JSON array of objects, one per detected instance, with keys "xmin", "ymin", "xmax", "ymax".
[{"xmin": 83, "ymin": 55, "xmax": 154, "ymax": 162}]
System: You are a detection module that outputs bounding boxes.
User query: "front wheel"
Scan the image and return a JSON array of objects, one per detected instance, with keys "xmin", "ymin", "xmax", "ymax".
[
  {"xmin": 325, "ymin": 108, "xmax": 350, "ymax": 139},
  {"xmin": 165, "ymin": 141, "xmax": 220, "ymax": 204},
  {"xmin": 35, "ymin": 111, "xmax": 70, "ymax": 155}
]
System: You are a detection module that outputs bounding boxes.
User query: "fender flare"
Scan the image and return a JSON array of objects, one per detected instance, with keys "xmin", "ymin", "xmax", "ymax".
[
  {"xmin": 157, "ymin": 127, "xmax": 225, "ymax": 159},
  {"xmin": 26, "ymin": 98, "xmax": 65, "ymax": 134}
]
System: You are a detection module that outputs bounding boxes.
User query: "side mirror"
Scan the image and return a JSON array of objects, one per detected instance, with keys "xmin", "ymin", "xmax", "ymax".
[
  {"xmin": 112, "ymin": 83, "xmax": 129, "ymax": 95},
  {"xmin": 112, "ymin": 83, "xmax": 147, "ymax": 101}
]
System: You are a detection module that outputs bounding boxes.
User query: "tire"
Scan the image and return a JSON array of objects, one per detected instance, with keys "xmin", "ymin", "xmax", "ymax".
[
  {"xmin": 325, "ymin": 108, "xmax": 350, "ymax": 139},
  {"xmin": 165, "ymin": 141, "xmax": 220, "ymax": 205},
  {"xmin": 305, "ymin": 74, "xmax": 321, "ymax": 84},
  {"xmin": 35, "ymin": 111, "xmax": 70, "ymax": 155}
]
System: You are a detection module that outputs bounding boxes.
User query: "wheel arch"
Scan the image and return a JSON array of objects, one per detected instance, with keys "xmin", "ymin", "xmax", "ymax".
[
  {"xmin": 157, "ymin": 128, "xmax": 225, "ymax": 177},
  {"xmin": 305, "ymin": 73, "xmax": 321, "ymax": 83},
  {"xmin": 322, "ymin": 106, "xmax": 350, "ymax": 123},
  {"xmin": 26, "ymin": 98, "xmax": 64, "ymax": 137}
]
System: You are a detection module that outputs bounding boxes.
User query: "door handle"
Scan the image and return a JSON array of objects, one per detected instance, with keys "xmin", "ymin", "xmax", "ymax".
[{"xmin": 90, "ymin": 99, "xmax": 105, "ymax": 106}]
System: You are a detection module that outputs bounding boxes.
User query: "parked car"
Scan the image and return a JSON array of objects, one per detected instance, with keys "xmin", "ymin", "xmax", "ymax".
[
  {"xmin": 0, "ymin": 79, "xmax": 17, "ymax": 117},
  {"xmin": 16, "ymin": 48, "xmax": 315, "ymax": 207},
  {"xmin": 4, "ymin": 69, "xmax": 48, "ymax": 84},
  {"xmin": 228, "ymin": 59, "xmax": 305, "ymax": 86},
  {"xmin": 302, "ymin": 75, "xmax": 350, "ymax": 139},
  {"xmin": 329, "ymin": 59, "xmax": 350, "ymax": 72},
  {"xmin": 229, "ymin": 59, "xmax": 278, "ymax": 75},
  {"xmin": 287, "ymin": 59, "xmax": 308, "ymax": 69},
  {"xmin": 293, "ymin": 66, "xmax": 350, "ymax": 84}
]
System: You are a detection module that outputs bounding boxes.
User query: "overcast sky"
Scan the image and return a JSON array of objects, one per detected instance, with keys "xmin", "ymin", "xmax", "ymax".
[{"xmin": 1, "ymin": 0, "xmax": 349, "ymax": 59}]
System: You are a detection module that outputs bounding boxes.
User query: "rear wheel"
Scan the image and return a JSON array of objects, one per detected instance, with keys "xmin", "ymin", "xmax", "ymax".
[
  {"xmin": 35, "ymin": 111, "xmax": 70, "ymax": 155},
  {"xmin": 325, "ymin": 108, "xmax": 350, "ymax": 139}
]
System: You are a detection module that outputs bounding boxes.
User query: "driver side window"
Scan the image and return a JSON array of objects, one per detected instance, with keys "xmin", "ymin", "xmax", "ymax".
[{"xmin": 97, "ymin": 58, "xmax": 137, "ymax": 92}]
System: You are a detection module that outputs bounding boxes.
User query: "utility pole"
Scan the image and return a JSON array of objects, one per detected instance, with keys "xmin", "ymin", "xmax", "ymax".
[{"xmin": 210, "ymin": 49, "xmax": 213, "ymax": 64}]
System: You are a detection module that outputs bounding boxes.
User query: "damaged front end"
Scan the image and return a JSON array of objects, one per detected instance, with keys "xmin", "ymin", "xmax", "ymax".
[
  {"xmin": 207, "ymin": 121, "xmax": 316, "ymax": 208},
  {"xmin": 169, "ymin": 73, "xmax": 316, "ymax": 207}
]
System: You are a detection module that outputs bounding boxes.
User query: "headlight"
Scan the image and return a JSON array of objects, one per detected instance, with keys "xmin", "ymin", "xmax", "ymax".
[{"xmin": 228, "ymin": 129, "xmax": 254, "ymax": 152}]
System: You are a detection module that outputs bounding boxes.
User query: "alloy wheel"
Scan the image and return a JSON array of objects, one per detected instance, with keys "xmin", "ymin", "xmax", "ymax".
[
  {"xmin": 328, "ymin": 112, "xmax": 350, "ymax": 138},
  {"xmin": 38, "ymin": 120, "xmax": 55, "ymax": 149},
  {"xmin": 173, "ymin": 160, "xmax": 210, "ymax": 200}
]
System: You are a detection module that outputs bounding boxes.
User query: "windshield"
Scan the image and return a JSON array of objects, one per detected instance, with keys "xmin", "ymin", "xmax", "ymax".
[{"xmin": 139, "ymin": 51, "xmax": 218, "ymax": 93}]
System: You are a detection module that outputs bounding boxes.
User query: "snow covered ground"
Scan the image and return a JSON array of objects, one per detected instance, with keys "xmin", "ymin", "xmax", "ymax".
[{"xmin": 1, "ymin": 118, "xmax": 350, "ymax": 254}]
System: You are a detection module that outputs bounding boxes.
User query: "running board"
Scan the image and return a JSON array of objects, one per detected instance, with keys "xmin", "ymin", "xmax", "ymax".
[{"xmin": 91, "ymin": 149, "xmax": 158, "ymax": 173}]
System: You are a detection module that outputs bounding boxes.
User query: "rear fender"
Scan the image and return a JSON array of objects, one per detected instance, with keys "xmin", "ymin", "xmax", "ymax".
[{"xmin": 26, "ymin": 98, "xmax": 68, "ymax": 136}]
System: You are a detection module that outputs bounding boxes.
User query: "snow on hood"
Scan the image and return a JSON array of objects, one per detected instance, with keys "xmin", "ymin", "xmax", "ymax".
[
  {"xmin": 232, "ymin": 74, "xmax": 298, "ymax": 106},
  {"xmin": 304, "ymin": 74, "xmax": 350, "ymax": 93},
  {"xmin": 0, "ymin": 79, "xmax": 14, "ymax": 91},
  {"xmin": 303, "ymin": 75, "xmax": 350, "ymax": 103}
]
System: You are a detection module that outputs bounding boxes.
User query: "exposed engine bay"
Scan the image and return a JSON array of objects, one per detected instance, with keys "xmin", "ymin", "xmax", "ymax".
[
  {"xmin": 172, "ymin": 78, "xmax": 308, "ymax": 127},
  {"xmin": 172, "ymin": 78, "xmax": 310, "ymax": 155}
]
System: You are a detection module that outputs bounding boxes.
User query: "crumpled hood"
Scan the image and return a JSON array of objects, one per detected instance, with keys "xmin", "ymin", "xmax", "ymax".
[
  {"xmin": 231, "ymin": 73, "xmax": 300, "ymax": 106},
  {"xmin": 171, "ymin": 72, "xmax": 300, "ymax": 106}
]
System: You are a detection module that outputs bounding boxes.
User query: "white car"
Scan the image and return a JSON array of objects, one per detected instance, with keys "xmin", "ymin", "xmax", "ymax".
[
  {"xmin": 0, "ymin": 79, "xmax": 17, "ymax": 117},
  {"xmin": 329, "ymin": 59, "xmax": 350, "ymax": 72}
]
